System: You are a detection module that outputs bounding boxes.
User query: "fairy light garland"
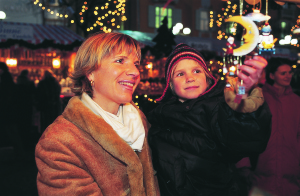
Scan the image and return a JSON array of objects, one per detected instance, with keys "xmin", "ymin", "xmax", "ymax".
[
  {"xmin": 33, "ymin": 0, "xmax": 127, "ymax": 33},
  {"xmin": 215, "ymin": 1, "xmax": 237, "ymax": 40},
  {"xmin": 209, "ymin": 11, "xmax": 214, "ymax": 28},
  {"xmin": 33, "ymin": 0, "xmax": 69, "ymax": 19},
  {"xmin": 85, "ymin": 0, "xmax": 127, "ymax": 33},
  {"xmin": 291, "ymin": 15, "xmax": 300, "ymax": 47}
]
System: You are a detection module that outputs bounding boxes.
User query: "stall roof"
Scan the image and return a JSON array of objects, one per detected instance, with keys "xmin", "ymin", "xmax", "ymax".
[{"xmin": 0, "ymin": 22, "xmax": 85, "ymax": 51}]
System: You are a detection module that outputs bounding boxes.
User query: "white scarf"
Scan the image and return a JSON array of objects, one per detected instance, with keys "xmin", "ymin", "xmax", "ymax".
[{"xmin": 81, "ymin": 93, "xmax": 145, "ymax": 151}]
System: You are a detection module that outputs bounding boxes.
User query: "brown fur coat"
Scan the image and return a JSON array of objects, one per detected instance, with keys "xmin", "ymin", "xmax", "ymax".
[{"xmin": 35, "ymin": 96, "xmax": 160, "ymax": 196}]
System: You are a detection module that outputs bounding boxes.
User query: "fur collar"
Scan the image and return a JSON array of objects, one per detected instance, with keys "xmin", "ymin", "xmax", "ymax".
[{"xmin": 62, "ymin": 96, "xmax": 155, "ymax": 196}]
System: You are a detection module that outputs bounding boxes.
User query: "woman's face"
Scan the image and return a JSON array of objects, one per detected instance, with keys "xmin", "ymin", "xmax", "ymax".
[
  {"xmin": 172, "ymin": 59, "xmax": 208, "ymax": 102},
  {"xmin": 88, "ymin": 50, "xmax": 140, "ymax": 113},
  {"xmin": 270, "ymin": 64, "xmax": 292, "ymax": 88}
]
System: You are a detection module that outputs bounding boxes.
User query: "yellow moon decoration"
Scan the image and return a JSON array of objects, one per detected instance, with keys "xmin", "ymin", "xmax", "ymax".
[{"xmin": 225, "ymin": 16, "xmax": 260, "ymax": 56}]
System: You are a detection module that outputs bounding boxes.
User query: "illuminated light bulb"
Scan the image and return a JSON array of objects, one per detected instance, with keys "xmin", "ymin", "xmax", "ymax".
[
  {"xmin": 101, "ymin": 6, "xmax": 104, "ymax": 9},
  {"xmin": 65, "ymin": 15, "xmax": 68, "ymax": 18},
  {"xmin": 42, "ymin": 7, "xmax": 45, "ymax": 10},
  {"xmin": 94, "ymin": 23, "xmax": 97, "ymax": 27},
  {"xmin": 117, "ymin": 25, "xmax": 120, "ymax": 28},
  {"xmin": 90, "ymin": 27, "xmax": 93, "ymax": 30},
  {"xmin": 56, "ymin": 13, "xmax": 59, "ymax": 16},
  {"xmin": 39, "ymin": 3, "xmax": 42, "ymax": 6},
  {"xmin": 102, "ymin": 16, "xmax": 105, "ymax": 19},
  {"xmin": 229, "ymin": 65, "xmax": 236, "ymax": 72},
  {"xmin": 105, "ymin": 14, "xmax": 108, "ymax": 17},
  {"xmin": 50, "ymin": 11, "xmax": 54, "ymax": 14},
  {"xmin": 71, "ymin": 20, "xmax": 74, "ymax": 23},
  {"xmin": 108, "ymin": 11, "xmax": 111, "ymax": 14},
  {"xmin": 60, "ymin": 14, "xmax": 63, "ymax": 17},
  {"xmin": 117, "ymin": 13, "xmax": 120, "ymax": 16},
  {"xmin": 112, "ymin": 23, "xmax": 115, "ymax": 26},
  {"xmin": 95, "ymin": 7, "xmax": 98, "ymax": 10}
]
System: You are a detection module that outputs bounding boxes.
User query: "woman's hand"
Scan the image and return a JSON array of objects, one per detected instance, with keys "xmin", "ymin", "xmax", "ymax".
[{"xmin": 237, "ymin": 55, "xmax": 268, "ymax": 94}]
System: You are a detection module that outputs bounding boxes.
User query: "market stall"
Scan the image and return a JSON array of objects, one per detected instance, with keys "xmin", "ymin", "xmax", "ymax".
[{"xmin": 0, "ymin": 21, "xmax": 85, "ymax": 82}]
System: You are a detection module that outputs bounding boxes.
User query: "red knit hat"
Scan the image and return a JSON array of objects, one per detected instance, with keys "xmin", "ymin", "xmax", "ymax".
[{"xmin": 156, "ymin": 43, "xmax": 217, "ymax": 102}]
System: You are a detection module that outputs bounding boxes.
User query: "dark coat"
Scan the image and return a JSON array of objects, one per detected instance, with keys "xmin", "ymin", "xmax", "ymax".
[
  {"xmin": 148, "ymin": 81, "xmax": 272, "ymax": 196},
  {"xmin": 36, "ymin": 75, "xmax": 61, "ymax": 132}
]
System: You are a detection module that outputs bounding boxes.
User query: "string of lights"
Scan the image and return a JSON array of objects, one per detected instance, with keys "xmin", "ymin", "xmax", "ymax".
[
  {"xmin": 33, "ymin": 0, "xmax": 69, "ymax": 19},
  {"xmin": 291, "ymin": 15, "xmax": 300, "ymax": 47},
  {"xmin": 32, "ymin": 0, "xmax": 127, "ymax": 33},
  {"xmin": 214, "ymin": 1, "xmax": 238, "ymax": 40}
]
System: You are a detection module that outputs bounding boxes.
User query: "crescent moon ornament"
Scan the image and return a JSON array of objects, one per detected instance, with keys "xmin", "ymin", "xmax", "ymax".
[{"xmin": 225, "ymin": 16, "xmax": 260, "ymax": 56}]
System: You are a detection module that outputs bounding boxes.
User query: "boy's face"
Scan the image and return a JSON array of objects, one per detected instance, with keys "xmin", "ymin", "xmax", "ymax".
[{"xmin": 171, "ymin": 59, "xmax": 208, "ymax": 102}]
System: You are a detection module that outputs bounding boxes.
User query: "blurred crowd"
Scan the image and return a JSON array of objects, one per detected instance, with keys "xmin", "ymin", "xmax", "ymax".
[{"xmin": 0, "ymin": 62, "xmax": 61, "ymax": 154}]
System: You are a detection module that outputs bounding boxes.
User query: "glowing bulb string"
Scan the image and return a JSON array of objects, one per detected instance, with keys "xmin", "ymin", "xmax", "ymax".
[
  {"xmin": 215, "ymin": 1, "xmax": 237, "ymax": 40},
  {"xmin": 32, "ymin": 0, "xmax": 127, "ymax": 33},
  {"xmin": 33, "ymin": 0, "xmax": 69, "ymax": 19}
]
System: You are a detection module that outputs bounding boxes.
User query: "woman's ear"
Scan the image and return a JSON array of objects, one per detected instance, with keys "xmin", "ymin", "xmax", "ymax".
[{"xmin": 87, "ymin": 72, "xmax": 94, "ymax": 82}]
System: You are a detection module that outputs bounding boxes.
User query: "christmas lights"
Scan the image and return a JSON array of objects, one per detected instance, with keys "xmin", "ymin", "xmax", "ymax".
[{"xmin": 32, "ymin": 0, "xmax": 127, "ymax": 33}]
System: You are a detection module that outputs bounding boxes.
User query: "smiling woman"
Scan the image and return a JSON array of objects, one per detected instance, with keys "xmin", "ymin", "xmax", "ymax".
[{"xmin": 35, "ymin": 33, "xmax": 160, "ymax": 196}]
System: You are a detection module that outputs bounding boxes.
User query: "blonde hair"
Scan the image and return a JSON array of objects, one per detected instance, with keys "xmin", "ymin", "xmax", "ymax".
[{"xmin": 71, "ymin": 32, "xmax": 141, "ymax": 97}]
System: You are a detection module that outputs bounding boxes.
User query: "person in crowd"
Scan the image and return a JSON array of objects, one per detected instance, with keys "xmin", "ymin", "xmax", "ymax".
[
  {"xmin": 16, "ymin": 69, "xmax": 36, "ymax": 150},
  {"xmin": 35, "ymin": 33, "xmax": 160, "ymax": 196},
  {"xmin": 0, "ymin": 62, "xmax": 23, "ymax": 156},
  {"xmin": 238, "ymin": 58, "xmax": 300, "ymax": 196},
  {"xmin": 36, "ymin": 69, "xmax": 62, "ymax": 133},
  {"xmin": 147, "ymin": 44, "xmax": 272, "ymax": 196}
]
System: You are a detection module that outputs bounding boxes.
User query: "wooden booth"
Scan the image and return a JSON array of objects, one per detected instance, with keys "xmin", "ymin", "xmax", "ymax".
[{"xmin": 0, "ymin": 21, "xmax": 85, "ymax": 83}]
